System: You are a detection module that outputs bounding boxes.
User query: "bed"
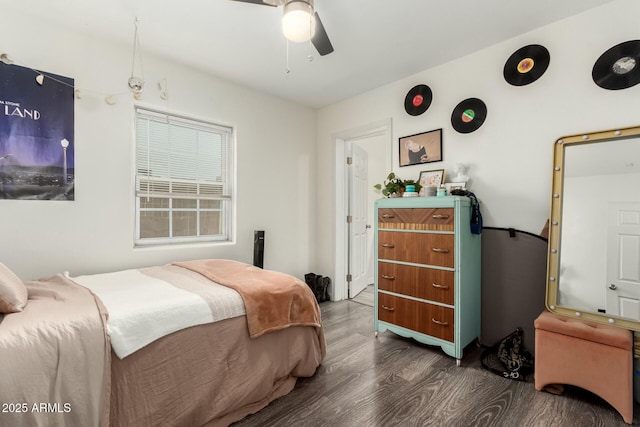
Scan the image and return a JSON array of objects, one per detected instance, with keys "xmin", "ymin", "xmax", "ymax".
[{"xmin": 0, "ymin": 259, "xmax": 326, "ymax": 427}]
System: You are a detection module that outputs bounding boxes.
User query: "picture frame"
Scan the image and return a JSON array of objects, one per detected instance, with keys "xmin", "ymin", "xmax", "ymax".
[
  {"xmin": 445, "ymin": 182, "xmax": 467, "ymax": 194},
  {"xmin": 399, "ymin": 128, "xmax": 442, "ymax": 167},
  {"xmin": 418, "ymin": 169, "xmax": 445, "ymax": 188}
]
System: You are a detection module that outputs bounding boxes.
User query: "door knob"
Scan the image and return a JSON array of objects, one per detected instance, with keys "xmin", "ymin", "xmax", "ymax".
[{"xmin": 609, "ymin": 284, "xmax": 617, "ymax": 290}]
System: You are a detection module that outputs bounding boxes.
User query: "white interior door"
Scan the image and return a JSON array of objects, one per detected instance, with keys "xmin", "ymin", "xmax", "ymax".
[
  {"xmin": 606, "ymin": 202, "xmax": 640, "ymax": 319},
  {"xmin": 348, "ymin": 143, "xmax": 369, "ymax": 298}
]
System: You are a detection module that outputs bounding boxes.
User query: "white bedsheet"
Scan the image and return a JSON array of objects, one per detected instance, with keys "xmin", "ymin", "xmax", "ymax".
[{"xmin": 71, "ymin": 269, "xmax": 214, "ymax": 358}]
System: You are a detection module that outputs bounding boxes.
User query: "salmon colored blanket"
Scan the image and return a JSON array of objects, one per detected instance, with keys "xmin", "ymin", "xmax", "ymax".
[{"xmin": 174, "ymin": 259, "xmax": 322, "ymax": 338}]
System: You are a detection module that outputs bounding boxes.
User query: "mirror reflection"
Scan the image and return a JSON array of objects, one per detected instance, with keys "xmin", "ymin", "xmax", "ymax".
[{"xmin": 547, "ymin": 126, "xmax": 640, "ymax": 330}]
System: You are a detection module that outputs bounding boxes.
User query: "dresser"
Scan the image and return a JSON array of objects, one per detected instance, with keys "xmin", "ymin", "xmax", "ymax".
[{"xmin": 374, "ymin": 196, "xmax": 481, "ymax": 365}]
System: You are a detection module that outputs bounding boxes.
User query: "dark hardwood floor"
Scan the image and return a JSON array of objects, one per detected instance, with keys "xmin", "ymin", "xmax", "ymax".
[{"xmin": 233, "ymin": 300, "xmax": 637, "ymax": 426}]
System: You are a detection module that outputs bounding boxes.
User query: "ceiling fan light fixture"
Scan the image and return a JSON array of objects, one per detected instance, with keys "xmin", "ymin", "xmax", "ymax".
[{"xmin": 282, "ymin": 0, "xmax": 316, "ymax": 43}]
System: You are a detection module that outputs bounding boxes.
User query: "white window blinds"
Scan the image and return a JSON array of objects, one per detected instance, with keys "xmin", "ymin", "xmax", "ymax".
[
  {"xmin": 134, "ymin": 107, "xmax": 233, "ymax": 245},
  {"xmin": 135, "ymin": 108, "xmax": 231, "ymax": 201}
]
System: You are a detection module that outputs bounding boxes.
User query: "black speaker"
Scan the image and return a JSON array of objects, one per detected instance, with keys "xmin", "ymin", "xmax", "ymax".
[{"xmin": 253, "ymin": 230, "xmax": 265, "ymax": 268}]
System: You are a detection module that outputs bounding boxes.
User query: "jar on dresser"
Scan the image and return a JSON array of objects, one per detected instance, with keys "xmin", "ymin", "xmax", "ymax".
[{"xmin": 374, "ymin": 195, "xmax": 481, "ymax": 366}]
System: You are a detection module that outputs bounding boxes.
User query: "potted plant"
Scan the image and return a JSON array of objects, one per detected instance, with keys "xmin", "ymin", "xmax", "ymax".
[
  {"xmin": 372, "ymin": 173, "xmax": 403, "ymax": 197},
  {"xmin": 374, "ymin": 172, "xmax": 403, "ymax": 197},
  {"xmin": 402, "ymin": 179, "xmax": 422, "ymax": 194},
  {"xmin": 374, "ymin": 173, "xmax": 423, "ymax": 197}
]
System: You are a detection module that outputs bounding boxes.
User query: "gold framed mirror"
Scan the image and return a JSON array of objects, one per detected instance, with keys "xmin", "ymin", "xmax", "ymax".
[{"xmin": 546, "ymin": 125, "xmax": 640, "ymax": 331}]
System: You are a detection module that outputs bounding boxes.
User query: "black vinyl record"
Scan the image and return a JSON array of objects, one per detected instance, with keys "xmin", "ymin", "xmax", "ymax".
[
  {"xmin": 592, "ymin": 40, "xmax": 640, "ymax": 90},
  {"xmin": 404, "ymin": 84, "xmax": 432, "ymax": 116},
  {"xmin": 503, "ymin": 44, "xmax": 550, "ymax": 86},
  {"xmin": 451, "ymin": 98, "xmax": 487, "ymax": 134}
]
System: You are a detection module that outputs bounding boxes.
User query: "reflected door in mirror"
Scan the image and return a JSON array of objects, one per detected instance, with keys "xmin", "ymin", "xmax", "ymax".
[{"xmin": 605, "ymin": 202, "xmax": 640, "ymax": 318}]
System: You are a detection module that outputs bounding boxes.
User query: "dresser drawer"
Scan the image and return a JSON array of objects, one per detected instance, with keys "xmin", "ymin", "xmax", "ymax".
[
  {"xmin": 378, "ymin": 293, "xmax": 454, "ymax": 342},
  {"xmin": 378, "ymin": 262, "xmax": 454, "ymax": 305},
  {"xmin": 378, "ymin": 208, "xmax": 454, "ymax": 231},
  {"xmin": 378, "ymin": 231, "xmax": 454, "ymax": 268}
]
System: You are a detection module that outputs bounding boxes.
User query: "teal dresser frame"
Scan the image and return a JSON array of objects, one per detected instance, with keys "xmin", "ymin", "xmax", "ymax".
[{"xmin": 374, "ymin": 196, "xmax": 481, "ymax": 365}]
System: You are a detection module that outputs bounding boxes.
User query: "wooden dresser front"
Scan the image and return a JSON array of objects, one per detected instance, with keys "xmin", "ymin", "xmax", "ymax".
[{"xmin": 374, "ymin": 196, "xmax": 481, "ymax": 364}]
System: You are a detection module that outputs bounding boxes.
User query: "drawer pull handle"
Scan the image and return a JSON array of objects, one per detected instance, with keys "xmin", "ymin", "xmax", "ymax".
[
  {"xmin": 432, "ymin": 247, "xmax": 450, "ymax": 253},
  {"xmin": 381, "ymin": 274, "xmax": 395, "ymax": 280},
  {"xmin": 381, "ymin": 214, "xmax": 396, "ymax": 219},
  {"xmin": 432, "ymin": 283, "xmax": 449, "ymax": 290},
  {"xmin": 432, "ymin": 214, "xmax": 449, "ymax": 219},
  {"xmin": 381, "ymin": 305, "xmax": 395, "ymax": 312},
  {"xmin": 381, "ymin": 243, "xmax": 395, "ymax": 249},
  {"xmin": 432, "ymin": 318, "xmax": 449, "ymax": 326}
]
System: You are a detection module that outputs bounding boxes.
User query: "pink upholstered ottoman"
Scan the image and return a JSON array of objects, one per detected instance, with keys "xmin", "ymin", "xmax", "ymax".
[{"xmin": 534, "ymin": 310, "xmax": 633, "ymax": 424}]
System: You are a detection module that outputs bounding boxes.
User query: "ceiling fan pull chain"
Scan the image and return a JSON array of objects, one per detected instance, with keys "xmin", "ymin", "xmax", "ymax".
[
  {"xmin": 307, "ymin": 11, "xmax": 314, "ymax": 62},
  {"xmin": 285, "ymin": 39, "xmax": 291, "ymax": 74}
]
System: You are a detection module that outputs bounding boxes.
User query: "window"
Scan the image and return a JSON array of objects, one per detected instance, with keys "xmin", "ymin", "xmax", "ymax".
[{"xmin": 134, "ymin": 107, "xmax": 233, "ymax": 246}]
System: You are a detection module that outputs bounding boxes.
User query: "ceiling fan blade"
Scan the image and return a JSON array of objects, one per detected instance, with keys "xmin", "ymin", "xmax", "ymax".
[
  {"xmin": 311, "ymin": 11, "xmax": 334, "ymax": 56},
  {"xmin": 229, "ymin": 0, "xmax": 276, "ymax": 6}
]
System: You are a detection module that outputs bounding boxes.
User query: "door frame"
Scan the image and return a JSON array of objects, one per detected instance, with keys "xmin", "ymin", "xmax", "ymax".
[{"xmin": 333, "ymin": 118, "xmax": 392, "ymax": 301}]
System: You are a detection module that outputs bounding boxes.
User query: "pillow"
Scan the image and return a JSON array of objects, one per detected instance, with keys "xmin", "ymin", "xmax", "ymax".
[{"xmin": 0, "ymin": 262, "xmax": 28, "ymax": 313}]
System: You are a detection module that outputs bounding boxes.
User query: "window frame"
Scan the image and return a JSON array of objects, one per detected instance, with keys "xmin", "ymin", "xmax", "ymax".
[{"xmin": 133, "ymin": 107, "xmax": 234, "ymax": 247}]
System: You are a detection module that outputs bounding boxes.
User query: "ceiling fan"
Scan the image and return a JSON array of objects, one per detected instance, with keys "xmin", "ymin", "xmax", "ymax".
[{"xmin": 230, "ymin": 0, "xmax": 334, "ymax": 56}]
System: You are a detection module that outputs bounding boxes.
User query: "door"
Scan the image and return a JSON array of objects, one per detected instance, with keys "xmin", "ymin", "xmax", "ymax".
[
  {"xmin": 605, "ymin": 202, "xmax": 640, "ymax": 319},
  {"xmin": 348, "ymin": 143, "xmax": 369, "ymax": 298}
]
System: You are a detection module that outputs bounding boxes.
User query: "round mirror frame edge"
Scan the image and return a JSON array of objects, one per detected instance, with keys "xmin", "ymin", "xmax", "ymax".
[{"xmin": 545, "ymin": 125, "xmax": 640, "ymax": 331}]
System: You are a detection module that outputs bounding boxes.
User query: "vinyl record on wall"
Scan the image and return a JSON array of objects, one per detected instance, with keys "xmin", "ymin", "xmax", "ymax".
[
  {"xmin": 503, "ymin": 44, "xmax": 550, "ymax": 86},
  {"xmin": 404, "ymin": 84, "xmax": 432, "ymax": 116},
  {"xmin": 592, "ymin": 40, "xmax": 640, "ymax": 90},
  {"xmin": 451, "ymin": 98, "xmax": 487, "ymax": 134}
]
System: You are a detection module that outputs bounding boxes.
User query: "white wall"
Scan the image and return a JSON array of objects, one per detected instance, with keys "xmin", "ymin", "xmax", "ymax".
[
  {"xmin": 316, "ymin": 0, "xmax": 640, "ymax": 298},
  {"xmin": 0, "ymin": 11, "xmax": 316, "ymax": 280}
]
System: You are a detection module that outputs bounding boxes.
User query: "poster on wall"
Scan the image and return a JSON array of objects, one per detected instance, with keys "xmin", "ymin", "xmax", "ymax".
[{"xmin": 0, "ymin": 62, "xmax": 74, "ymax": 200}]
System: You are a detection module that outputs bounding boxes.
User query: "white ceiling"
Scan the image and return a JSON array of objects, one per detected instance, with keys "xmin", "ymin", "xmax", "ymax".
[{"xmin": 2, "ymin": 0, "xmax": 617, "ymax": 108}]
